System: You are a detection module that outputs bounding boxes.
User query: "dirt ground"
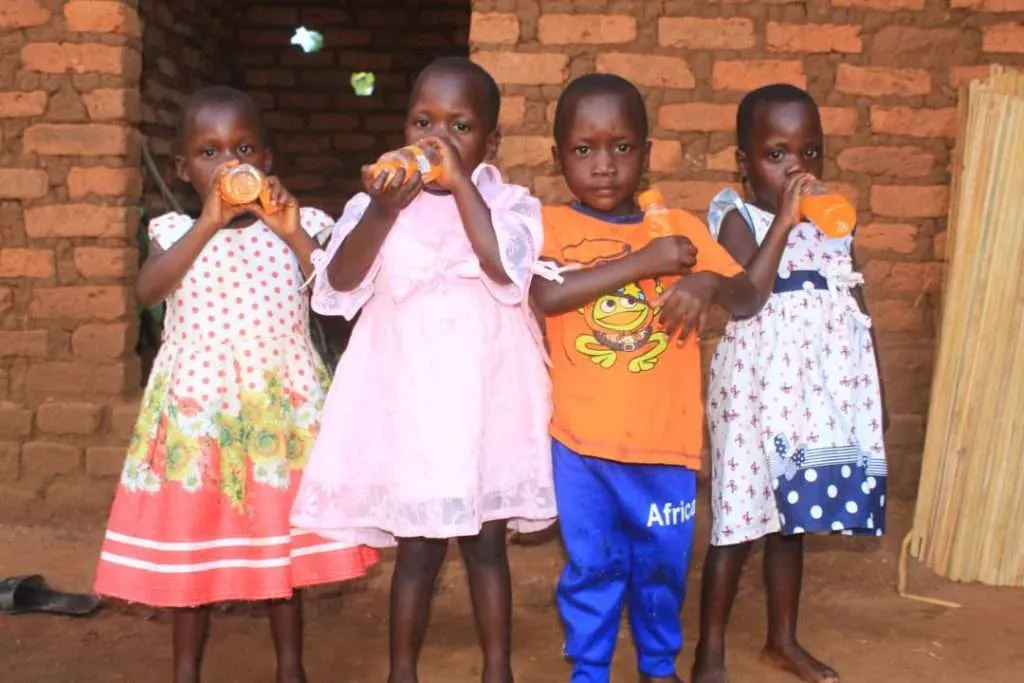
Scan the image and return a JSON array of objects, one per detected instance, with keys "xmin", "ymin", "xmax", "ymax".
[{"xmin": 0, "ymin": 498, "xmax": 1021, "ymax": 683}]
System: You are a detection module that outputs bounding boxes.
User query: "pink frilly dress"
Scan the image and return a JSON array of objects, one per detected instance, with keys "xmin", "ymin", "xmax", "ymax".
[{"xmin": 290, "ymin": 164, "xmax": 558, "ymax": 547}]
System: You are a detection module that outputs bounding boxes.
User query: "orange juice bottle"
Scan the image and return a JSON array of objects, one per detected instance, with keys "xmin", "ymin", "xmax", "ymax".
[
  {"xmin": 219, "ymin": 164, "xmax": 275, "ymax": 213},
  {"xmin": 370, "ymin": 143, "xmax": 444, "ymax": 189},
  {"xmin": 800, "ymin": 182, "xmax": 856, "ymax": 238},
  {"xmin": 637, "ymin": 188, "xmax": 674, "ymax": 238}
]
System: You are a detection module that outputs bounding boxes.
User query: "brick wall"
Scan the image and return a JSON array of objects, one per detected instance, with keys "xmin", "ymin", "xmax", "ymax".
[
  {"xmin": 235, "ymin": 0, "xmax": 471, "ymax": 216},
  {"xmin": 473, "ymin": 0, "xmax": 1024, "ymax": 494},
  {"xmin": 1, "ymin": 0, "xmax": 143, "ymax": 510}
]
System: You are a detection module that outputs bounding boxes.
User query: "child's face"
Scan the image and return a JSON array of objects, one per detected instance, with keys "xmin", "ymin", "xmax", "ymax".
[
  {"xmin": 175, "ymin": 102, "xmax": 272, "ymax": 199},
  {"xmin": 405, "ymin": 69, "xmax": 498, "ymax": 175},
  {"xmin": 739, "ymin": 100, "xmax": 824, "ymax": 212},
  {"xmin": 554, "ymin": 92, "xmax": 650, "ymax": 216}
]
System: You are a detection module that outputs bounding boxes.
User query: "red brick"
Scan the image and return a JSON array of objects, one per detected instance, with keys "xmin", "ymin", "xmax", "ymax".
[
  {"xmin": 0, "ymin": 331, "xmax": 48, "ymax": 358},
  {"xmin": 245, "ymin": 69, "xmax": 296, "ymax": 88},
  {"xmin": 0, "ymin": 91, "xmax": 48, "ymax": 118},
  {"xmin": 830, "ymin": 0, "xmax": 925, "ymax": 8},
  {"xmin": 26, "ymin": 362, "xmax": 131, "ymax": 395},
  {"xmin": 870, "ymin": 107, "xmax": 957, "ymax": 138},
  {"xmin": 953, "ymin": 0, "xmax": 1024, "ymax": 10},
  {"xmin": 870, "ymin": 185, "xmax": 949, "ymax": 218},
  {"xmin": 713, "ymin": 60, "xmax": 806, "ymax": 92},
  {"xmin": 855, "ymin": 223, "xmax": 919, "ymax": 255},
  {"xmin": 982, "ymin": 23, "xmax": 1024, "ymax": 53},
  {"xmin": 0, "ymin": 442, "xmax": 18, "ymax": 482},
  {"xmin": 658, "ymin": 17, "xmax": 755, "ymax": 50},
  {"xmin": 933, "ymin": 231, "xmax": 947, "ymax": 261},
  {"xmin": 81, "ymin": 88, "xmax": 140, "ymax": 122},
  {"xmin": 0, "ymin": 249, "xmax": 54, "ymax": 279},
  {"xmin": 71, "ymin": 323, "xmax": 133, "ymax": 360},
  {"xmin": 870, "ymin": 300, "xmax": 931, "ymax": 334},
  {"xmin": 20, "ymin": 441, "xmax": 82, "ymax": 476},
  {"xmin": 649, "ymin": 140, "xmax": 683, "ymax": 173},
  {"xmin": 596, "ymin": 53, "xmax": 695, "ymax": 90},
  {"xmin": 835, "ymin": 65, "xmax": 931, "ymax": 96},
  {"xmin": 67, "ymin": 167, "xmax": 142, "ymax": 198},
  {"xmin": 111, "ymin": 402, "xmax": 139, "ymax": 438},
  {"xmin": 886, "ymin": 414, "xmax": 925, "ymax": 448},
  {"xmin": 73, "ymin": 247, "xmax": 136, "ymax": 279},
  {"xmin": 660, "ymin": 181, "xmax": 742, "ymax": 213},
  {"xmin": 64, "ymin": 1, "xmax": 141, "ymax": 37},
  {"xmin": 821, "ymin": 107, "xmax": 860, "ymax": 136},
  {"xmin": 0, "ymin": 1, "xmax": 50, "ymax": 28},
  {"xmin": 473, "ymin": 51, "xmax": 568, "ymax": 85},
  {"xmin": 0, "ymin": 169, "xmax": 49, "ymax": 199},
  {"xmin": 86, "ymin": 446, "xmax": 125, "ymax": 478},
  {"xmin": 836, "ymin": 146, "xmax": 934, "ymax": 177},
  {"xmin": 25, "ymin": 205, "xmax": 134, "ymax": 239},
  {"xmin": 706, "ymin": 146, "xmax": 738, "ymax": 172},
  {"xmin": 538, "ymin": 14, "xmax": 635, "ymax": 45},
  {"xmin": 21, "ymin": 43, "xmax": 140, "ymax": 77},
  {"xmin": 244, "ymin": 6, "xmax": 297, "ymax": 24},
  {"xmin": 766, "ymin": 23, "xmax": 862, "ymax": 54},
  {"xmin": 470, "ymin": 13, "xmax": 519, "ymax": 45},
  {"xmin": 659, "ymin": 103, "xmax": 735, "ymax": 132},
  {"xmin": 499, "ymin": 96, "xmax": 526, "ymax": 128},
  {"xmin": 0, "ymin": 403, "xmax": 32, "ymax": 438},
  {"xmin": 862, "ymin": 261, "xmax": 944, "ymax": 296},
  {"xmin": 498, "ymin": 136, "xmax": 552, "ymax": 167},
  {"xmin": 28, "ymin": 286, "xmax": 127, "ymax": 321},
  {"xmin": 36, "ymin": 401, "xmax": 102, "ymax": 435},
  {"xmin": 307, "ymin": 114, "xmax": 359, "ymax": 132},
  {"xmin": 23, "ymin": 124, "xmax": 134, "ymax": 156},
  {"xmin": 949, "ymin": 65, "xmax": 994, "ymax": 88},
  {"xmin": 0, "ymin": 288, "xmax": 11, "ymax": 319}
]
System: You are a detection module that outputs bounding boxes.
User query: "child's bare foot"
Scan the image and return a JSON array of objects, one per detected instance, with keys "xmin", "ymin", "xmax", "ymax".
[
  {"xmin": 691, "ymin": 656, "xmax": 729, "ymax": 683},
  {"xmin": 275, "ymin": 669, "xmax": 307, "ymax": 683},
  {"xmin": 481, "ymin": 662, "xmax": 514, "ymax": 683},
  {"xmin": 761, "ymin": 643, "xmax": 839, "ymax": 683},
  {"xmin": 387, "ymin": 672, "xmax": 418, "ymax": 683}
]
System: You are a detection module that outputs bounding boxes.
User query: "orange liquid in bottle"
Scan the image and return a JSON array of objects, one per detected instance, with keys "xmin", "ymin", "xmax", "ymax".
[
  {"xmin": 370, "ymin": 143, "xmax": 444, "ymax": 188},
  {"xmin": 800, "ymin": 190, "xmax": 856, "ymax": 239},
  {"xmin": 637, "ymin": 188, "xmax": 674, "ymax": 237},
  {"xmin": 219, "ymin": 164, "xmax": 275, "ymax": 214}
]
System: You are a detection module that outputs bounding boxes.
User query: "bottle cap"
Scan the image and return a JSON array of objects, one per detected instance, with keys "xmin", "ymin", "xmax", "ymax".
[{"xmin": 637, "ymin": 188, "xmax": 665, "ymax": 211}]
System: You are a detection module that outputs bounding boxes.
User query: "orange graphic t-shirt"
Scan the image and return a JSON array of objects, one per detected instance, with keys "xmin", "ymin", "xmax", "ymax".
[{"xmin": 541, "ymin": 203, "xmax": 744, "ymax": 470}]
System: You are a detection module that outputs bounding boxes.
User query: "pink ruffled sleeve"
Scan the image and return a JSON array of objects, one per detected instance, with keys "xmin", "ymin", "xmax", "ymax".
[
  {"xmin": 309, "ymin": 193, "xmax": 374, "ymax": 320},
  {"xmin": 475, "ymin": 165, "xmax": 544, "ymax": 306}
]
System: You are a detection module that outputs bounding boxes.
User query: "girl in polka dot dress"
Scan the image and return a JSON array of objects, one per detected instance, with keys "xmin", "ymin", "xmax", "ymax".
[
  {"xmin": 691, "ymin": 84, "xmax": 888, "ymax": 683},
  {"xmin": 94, "ymin": 87, "xmax": 377, "ymax": 683}
]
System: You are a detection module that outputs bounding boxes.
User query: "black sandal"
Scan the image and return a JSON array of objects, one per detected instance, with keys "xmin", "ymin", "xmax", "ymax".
[{"xmin": 0, "ymin": 575, "xmax": 101, "ymax": 617}]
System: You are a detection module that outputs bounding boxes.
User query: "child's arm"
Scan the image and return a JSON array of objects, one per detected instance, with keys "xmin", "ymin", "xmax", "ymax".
[
  {"xmin": 654, "ymin": 271, "xmax": 759, "ymax": 342},
  {"xmin": 718, "ymin": 171, "xmax": 816, "ymax": 311},
  {"xmin": 136, "ymin": 164, "xmax": 253, "ymax": 307},
  {"xmin": 531, "ymin": 235, "xmax": 697, "ymax": 316},
  {"xmin": 327, "ymin": 166, "xmax": 422, "ymax": 292}
]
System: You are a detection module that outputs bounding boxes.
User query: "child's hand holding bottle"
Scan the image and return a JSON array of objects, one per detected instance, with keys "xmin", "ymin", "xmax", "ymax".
[
  {"xmin": 361, "ymin": 159, "xmax": 423, "ymax": 217},
  {"xmin": 198, "ymin": 161, "xmax": 261, "ymax": 230},
  {"xmin": 639, "ymin": 235, "xmax": 698, "ymax": 278},
  {"xmin": 252, "ymin": 176, "xmax": 301, "ymax": 239},
  {"xmin": 774, "ymin": 170, "xmax": 817, "ymax": 232}
]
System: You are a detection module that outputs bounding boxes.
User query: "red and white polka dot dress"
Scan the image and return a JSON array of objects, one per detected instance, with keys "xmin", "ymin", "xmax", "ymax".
[{"xmin": 94, "ymin": 209, "xmax": 378, "ymax": 608}]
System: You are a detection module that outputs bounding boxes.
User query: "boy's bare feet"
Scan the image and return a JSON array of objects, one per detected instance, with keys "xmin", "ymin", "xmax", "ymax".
[{"xmin": 762, "ymin": 643, "xmax": 839, "ymax": 683}]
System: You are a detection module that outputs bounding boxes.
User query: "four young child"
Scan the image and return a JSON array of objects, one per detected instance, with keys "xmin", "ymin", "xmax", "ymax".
[{"xmin": 95, "ymin": 54, "xmax": 887, "ymax": 683}]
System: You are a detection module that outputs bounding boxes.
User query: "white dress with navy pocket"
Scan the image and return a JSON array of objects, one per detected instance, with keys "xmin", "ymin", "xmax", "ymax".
[{"xmin": 705, "ymin": 189, "xmax": 887, "ymax": 547}]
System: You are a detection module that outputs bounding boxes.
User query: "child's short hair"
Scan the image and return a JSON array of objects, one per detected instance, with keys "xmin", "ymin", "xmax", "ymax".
[
  {"xmin": 553, "ymin": 73, "xmax": 648, "ymax": 146},
  {"xmin": 413, "ymin": 56, "xmax": 502, "ymax": 132},
  {"xmin": 176, "ymin": 86, "xmax": 267, "ymax": 148},
  {"xmin": 735, "ymin": 84, "xmax": 820, "ymax": 153}
]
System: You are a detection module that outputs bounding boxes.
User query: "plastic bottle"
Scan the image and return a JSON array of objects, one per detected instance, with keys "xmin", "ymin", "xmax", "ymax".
[
  {"xmin": 637, "ymin": 188, "xmax": 675, "ymax": 238},
  {"xmin": 370, "ymin": 143, "xmax": 444, "ymax": 189},
  {"xmin": 219, "ymin": 164, "xmax": 275, "ymax": 213},
  {"xmin": 800, "ymin": 182, "xmax": 856, "ymax": 239}
]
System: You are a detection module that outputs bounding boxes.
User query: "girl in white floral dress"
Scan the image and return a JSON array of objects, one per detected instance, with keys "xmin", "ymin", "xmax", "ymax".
[
  {"xmin": 94, "ymin": 86, "xmax": 377, "ymax": 683},
  {"xmin": 692, "ymin": 84, "xmax": 888, "ymax": 683}
]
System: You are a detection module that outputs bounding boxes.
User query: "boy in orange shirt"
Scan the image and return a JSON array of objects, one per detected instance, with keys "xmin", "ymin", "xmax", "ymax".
[{"xmin": 531, "ymin": 74, "xmax": 761, "ymax": 683}]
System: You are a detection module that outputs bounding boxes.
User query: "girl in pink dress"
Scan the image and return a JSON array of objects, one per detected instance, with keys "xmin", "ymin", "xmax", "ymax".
[
  {"xmin": 290, "ymin": 58, "xmax": 557, "ymax": 683},
  {"xmin": 94, "ymin": 86, "xmax": 377, "ymax": 683}
]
